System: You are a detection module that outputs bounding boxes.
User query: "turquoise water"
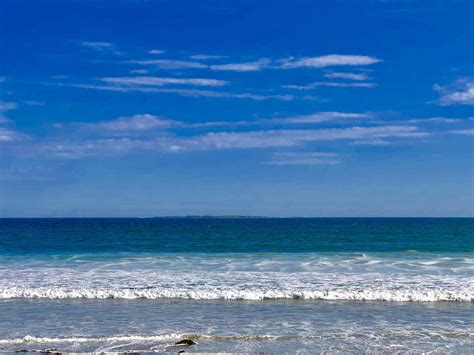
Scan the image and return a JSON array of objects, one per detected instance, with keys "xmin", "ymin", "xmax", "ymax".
[{"xmin": 0, "ymin": 218, "xmax": 472, "ymax": 352}]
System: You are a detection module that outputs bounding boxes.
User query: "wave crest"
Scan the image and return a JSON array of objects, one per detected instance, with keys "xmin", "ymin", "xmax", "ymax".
[{"xmin": 1, "ymin": 286, "xmax": 472, "ymax": 302}]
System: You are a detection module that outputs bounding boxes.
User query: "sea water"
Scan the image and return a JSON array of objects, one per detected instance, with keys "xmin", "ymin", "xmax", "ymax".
[{"xmin": 0, "ymin": 218, "xmax": 472, "ymax": 353}]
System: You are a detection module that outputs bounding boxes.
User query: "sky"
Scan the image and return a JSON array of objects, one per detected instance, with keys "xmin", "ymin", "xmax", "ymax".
[{"xmin": 0, "ymin": 0, "xmax": 473, "ymax": 217}]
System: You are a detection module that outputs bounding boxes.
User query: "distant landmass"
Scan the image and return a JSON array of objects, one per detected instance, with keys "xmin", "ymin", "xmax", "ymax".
[{"xmin": 152, "ymin": 215, "xmax": 270, "ymax": 219}]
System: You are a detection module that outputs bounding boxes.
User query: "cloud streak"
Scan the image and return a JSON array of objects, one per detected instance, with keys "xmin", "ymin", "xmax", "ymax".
[
  {"xmin": 168, "ymin": 125, "xmax": 428, "ymax": 152},
  {"xmin": 279, "ymin": 55, "xmax": 381, "ymax": 69},
  {"xmin": 0, "ymin": 127, "xmax": 24, "ymax": 142},
  {"xmin": 406, "ymin": 117, "xmax": 463, "ymax": 124},
  {"xmin": 324, "ymin": 72, "xmax": 371, "ymax": 81},
  {"xmin": 282, "ymin": 82, "xmax": 376, "ymax": 89},
  {"xmin": 148, "ymin": 49, "xmax": 165, "ymax": 55},
  {"xmin": 65, "ymin": 83, "xmax": 294, "ymax": 101},
  {"xmin": 99, "ymin": 76, "xmax": 229, "ymax": 87},
  {"xmin": 129, "ymin": 54, "xmax": 381, "ymax": 72},
  {"xmin": 210, "ymin": 59, "xmax": 271, "ymax": 72},
  {"xmin": 81, "ymin": 41, "xmax": 114, "ymax": 51},
  {"xmin": 449, "ymin": 128, "xmax": 474, "ymax": 136},
  {"xmin": 88, "ymin": 114, "xmax": 176, "ymax": 132},
  {"xmin": 130, "ymin": 59, "xmax": 207, "ymax": 69},
  {"xmin": 190, "ymin": 54, "xmax": 227, "ymax": 60},
  {"xmin": 0, "ymin": 102, "xmax": 18, "ymax": 112},
  {"xmin": 264, "ymin": 152, "xmax": 342, "ymax": 165},
  {"xmin": 276, "ymin": 112, "xmax": 372, "ymax": 124}
]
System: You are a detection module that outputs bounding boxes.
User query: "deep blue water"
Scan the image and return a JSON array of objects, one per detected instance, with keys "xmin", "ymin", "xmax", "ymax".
[{"xmin": 1, "ymin": 217, "xmax": 472, "ymax": 254}]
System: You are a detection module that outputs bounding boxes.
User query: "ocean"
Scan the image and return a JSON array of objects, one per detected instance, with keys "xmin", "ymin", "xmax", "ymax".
[{"xmin": 0, "ymin": 218, "xmax": 472, "ymax": 353}]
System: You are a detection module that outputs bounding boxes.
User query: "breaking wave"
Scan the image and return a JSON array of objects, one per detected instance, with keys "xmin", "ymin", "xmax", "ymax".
[{"xmin": 1, "ymin": 285, "xmax": 472, "ymax": 302}]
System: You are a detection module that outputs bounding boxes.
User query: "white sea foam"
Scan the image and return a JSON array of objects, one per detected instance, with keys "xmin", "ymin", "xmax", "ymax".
[
  {"xmin": 1, "ymin": 331, "xmax": 472, "ymax": 345},
  {"xmin": 0, "ymin": 334, "xmax": 183, "ymax": 345},
  {"xmin": 1, "ymin": 282, "xmax": 472, "ymax": 302},
  {"xmin": 0, "ymin": 254, "xmax": 472, "ymax": 302}
]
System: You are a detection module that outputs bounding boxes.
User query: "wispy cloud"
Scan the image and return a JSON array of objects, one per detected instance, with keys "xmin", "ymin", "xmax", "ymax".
[
  {"xmin": 61, "ymin": 111, "xmax": 372, "ymax": 135},
  {"xmin": 87, "ymin": 114, "xmax": 176, "ymax": 132},
  {"xmin": 433, "ymin": 77, "xmax": 474, "ymax": 105},
  {"xmin": 183, "ymin": 111, "xmax": 372, "ymax": 127},
  {"xmin": 128, "ymin": 54, "xmax": 380, "ymax": 73},
  {"xmin": 264, "ymin": 152, "xmax": 342, "ymax": 165},
  {"xmin": 99, "ymin": 76, "xmax": 229, "ymax": 87},
  {"xmin": 148, "ymin": 49, "xmax": 165, "ymax": 55},
  {"xmin": 169, "ymin": 125, "xmax": 428, "ymax": 152},
  {"xmin": 406, "ymin": 117, "xmax": 463, "ymax": 124},
  {"xmin": 279, "ymin": 55, "xmax": 381, "ymax": 69},
  {"xmin": 129, "ymin": 69, "xmax": 149, "ymax": 74},
  {"xmin": 277, "ymin": 112, "xmax": 372, "ymax": 124},
  {"xmin": 0, "ymin": 128, "xmax": 23, "ymax": 142},
  {"xmin": 282, "ymin": 82, "xmax": 376, "ymax": 89},
  {"xmin": 210, "ymin": 58, "xmax": 271, "ymax": 72},
  {"xmin": 324, "ymin": 72, "xmax": 371, "ymax": 81},
  {"xmin": 65, "ymin": 83, "xmax": 294, "ymax": 101},
  {"xmin": 449, "ymin": 128, "xmax": 474, "ymax": 136},
  {"xmin": 350, "ymin": 139, "xmax": 392, "ymax": 146},
  {"xmin": 16, "ymin": 120, "xmax": 429, "ymax": 159},
  {"xmin": 81, "ymin": 41, "xmax": 114, "ymax": 51},
  {"xmin": 0, "ymin": 101, "xmax": 18, "ymax": 124},
  {"xmin": 190, "ymin": 54, "xmax": 227, "ymax": 60},
  {"xmin": 31, "ymin": 138, "xmax": 160, "ymax": 159},
  {"xmin": 0, "ymin": 102, "xmax": 18, "ymax": 112},
  {"xmin": 130, "ymin": 59, "xmax": 207, "ymax": 69}
]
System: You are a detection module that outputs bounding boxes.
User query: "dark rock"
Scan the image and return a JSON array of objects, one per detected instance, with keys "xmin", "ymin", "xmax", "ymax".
[{"xmin": 174, "ymin": 339, "xmax": 196, "ymax": 346}]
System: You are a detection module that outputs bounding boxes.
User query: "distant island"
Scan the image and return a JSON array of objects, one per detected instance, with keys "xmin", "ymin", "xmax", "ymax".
[{"xmin": 150, "ymin": 215, "xmax": 270, "ymax": 219}]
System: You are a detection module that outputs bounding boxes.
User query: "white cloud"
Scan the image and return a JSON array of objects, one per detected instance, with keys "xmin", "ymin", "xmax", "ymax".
[
  {"xmin": 94, "ymin": 114, "xmax": 176, "ymax": 131},
  {"xmin": 210, "ymin": 58, "xmax": 271, "ymax": 72},
  {"xmin": 0, "ymin": 101, "xmax": 18, "ymax": 112},
  {"xmin": 324, "ymin": 72, "xmax": 371, "ymax": 81},
  {"xmin": 187, "ymin": 120, "xmax": 255, "ymax": 128},
  {"xmin": 33, "ymin": 138, "xmax": 159, "ymax": 159},
  {"xmin": 148, "ymin": 49, "xmax": 165, "ymax": 55},
  {"xmin": 282, "ymin": 82, "xmax": 376, "ymax": 89},
  {"xmin": 21, "ymin": 122, "xmax": 428, "ymax": 159},
  {"xmin": 406, "ymin": 117, "xmax": 462, "ymax": 124},
  {"xmin": 434, "ymin": 77, "xmax": 474, "ymax": 105},
  {"xmin": 157, "ymin": 89, "xmax": 293, "ymax": 101},
  {"xmin": 58, "ymin": 111, "xmax": 373, "ymax": 134},
  {"xmin": 67, "ymin": 83, "xmax": 293, "ymax": 101},
  {"xmin": 130, "ymin": 59, "xmax": 207, "ymax": 69},
  {"xmin": 129, "ymin": 69, "xmax": 149, "ymax": 74},
  {"xmin": 190, "ymin": 54, "xmax": 227, "ymax": 60},
  {"xmin": 170, "ymin": 125, "xmax": 428, "ymax": 152},
  {"xmin": 0, "ymin": 127, "xmax": 26, "ymax": 142},
  {"xmin": 99, "ymin": 76, "xmax": 229, "ymax": 87},
  {"xmin": 279, "ymin": 55, "xmax": 381, "ymax": 69},
  {"xmin": 264, "ymin": 152, "xmax": 342, "ymax": 165},
  {"xmin": 81, "ymin": 41, "xmax": 114, "ymax": 51},
  {"xmin": 449, "ymin": 128, "xmax": 474, "ymax": 136},
  {"xmin": 350, "ymin": 139, "xmax": 392, "ymax": 146},
  {"xmin": 189, "ymin": 111, "xmax": 371, "ymax": 127},
  {"xmin": 278, "ymin": 112, "xmax": 372, "ymax": 124},
  {"xmin": 0, "ymin": 101, "xmax": 18, "ymax": 125}
]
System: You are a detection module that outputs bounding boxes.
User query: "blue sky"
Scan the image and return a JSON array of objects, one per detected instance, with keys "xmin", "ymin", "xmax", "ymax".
[{"xmin": 0, "ymin": 0, "xmax": 473, "ymax": 217}]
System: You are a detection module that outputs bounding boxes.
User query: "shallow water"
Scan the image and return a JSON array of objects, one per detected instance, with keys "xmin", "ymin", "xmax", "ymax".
[{"xmin": 0, "ymin": 299, "xmax": 472, "ymax": 353}]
